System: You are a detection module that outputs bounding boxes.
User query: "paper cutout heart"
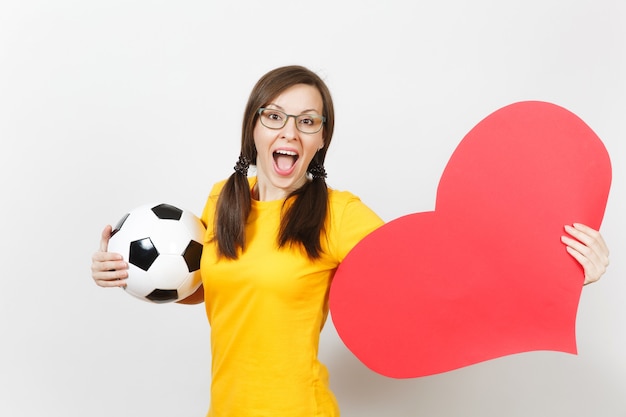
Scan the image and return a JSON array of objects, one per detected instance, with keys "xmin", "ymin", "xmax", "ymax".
[{"xmin": 329, "ymin": 101, "xmax": 611, "ymax": 378}]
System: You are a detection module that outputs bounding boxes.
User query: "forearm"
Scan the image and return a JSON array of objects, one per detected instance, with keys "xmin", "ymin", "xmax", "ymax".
[{"xmin": 176, "ymin": 284, "xmax": 205, "ymax": 304}]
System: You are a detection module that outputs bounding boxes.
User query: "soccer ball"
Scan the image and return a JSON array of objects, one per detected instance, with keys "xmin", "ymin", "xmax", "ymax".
[{"xmin": 107, "ymin": 203, "xmax": 206, "ymax": 304}]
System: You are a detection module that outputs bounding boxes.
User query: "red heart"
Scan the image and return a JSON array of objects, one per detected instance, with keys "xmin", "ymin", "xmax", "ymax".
[{"xmin": 329, "ymin": 101, "xmax": 611, "ymax": 378}]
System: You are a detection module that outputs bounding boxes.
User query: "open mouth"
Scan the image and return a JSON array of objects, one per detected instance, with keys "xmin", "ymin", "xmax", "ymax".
[{"xmin": 273, "ymin": 150, "xmax": 299, "ymax": 172}]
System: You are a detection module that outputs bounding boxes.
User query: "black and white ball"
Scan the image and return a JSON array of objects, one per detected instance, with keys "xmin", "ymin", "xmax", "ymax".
[{"xmin": 107, "ymin": 203, "xmax": 205, "ymax": 304}]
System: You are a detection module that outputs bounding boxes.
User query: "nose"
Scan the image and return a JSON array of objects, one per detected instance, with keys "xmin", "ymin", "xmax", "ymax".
[{"xmin": 281, "ymin": 115, "xmax": 299, "ymax": 139}]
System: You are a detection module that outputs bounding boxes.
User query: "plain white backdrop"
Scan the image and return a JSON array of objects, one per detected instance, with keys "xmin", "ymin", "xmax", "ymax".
[{"xmin": 1, "ymin": 1, "xmax": 624, "ymax": 416}]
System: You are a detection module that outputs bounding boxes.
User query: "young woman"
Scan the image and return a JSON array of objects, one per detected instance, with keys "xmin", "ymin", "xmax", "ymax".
[{"xmin": 91, "ymin": 65, "xmax": 610, "ymax": 416}]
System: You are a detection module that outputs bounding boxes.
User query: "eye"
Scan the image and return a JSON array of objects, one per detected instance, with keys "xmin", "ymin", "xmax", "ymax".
[
  {"xmin": 266, "ymin": 111, "xmax": 283, "ymax": 121},
  {"xmin": 299, "ymin": 116, "xmax": 315, "ymax": 126}
]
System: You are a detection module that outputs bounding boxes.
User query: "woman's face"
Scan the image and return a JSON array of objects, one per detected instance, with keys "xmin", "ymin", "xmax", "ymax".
[{"xmin": 253, "ymin": 83, "xmax": 325, "ymax": 201}]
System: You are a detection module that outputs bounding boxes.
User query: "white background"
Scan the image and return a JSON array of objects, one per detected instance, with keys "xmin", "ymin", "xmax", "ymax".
[{"xmin": 1, "ymin": 1, "xmax": 624, "ymax": 416}]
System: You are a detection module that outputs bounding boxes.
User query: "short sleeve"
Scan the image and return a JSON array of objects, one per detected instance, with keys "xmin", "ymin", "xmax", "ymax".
[
  {"xmin": 327, "ymin": 190, "xmax": 384, "ymax": 262},
  {"xmin": 201, "ymin": 179, "xmax": 228, "ymax": 240}
]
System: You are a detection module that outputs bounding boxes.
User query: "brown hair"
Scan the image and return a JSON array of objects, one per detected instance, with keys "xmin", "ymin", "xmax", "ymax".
[{"xmin": 214, "ymin": 65, "xmax": 335, "ymax": 259}]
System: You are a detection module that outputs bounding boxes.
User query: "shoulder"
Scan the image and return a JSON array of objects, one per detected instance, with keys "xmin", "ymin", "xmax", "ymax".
[
  {"xmin": 327, "ymin": 187, "xmax": 383, "ymax": 227},
  {"xmin": 327, "ymin": 187, "xmax": 363, "ymax": 206},
  {"xmin": 208, "ymin": 176, "xmax": 256, "ymax": 198},
  {"xmin": 327, "ymin": 188, "xmax": 373, "ymax": 212},
  {"xmin": 208, "ymin": 178, "xmax": 229, "ymax": 198},
  {"xmin": 201, "ymin": 176, "xmax": 256, "ymax": 223}
]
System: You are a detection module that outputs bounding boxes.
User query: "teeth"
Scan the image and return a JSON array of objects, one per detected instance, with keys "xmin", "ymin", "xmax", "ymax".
[{"xmin": 274, "ymin": 150, "xmax": 297, "ymax": 156}]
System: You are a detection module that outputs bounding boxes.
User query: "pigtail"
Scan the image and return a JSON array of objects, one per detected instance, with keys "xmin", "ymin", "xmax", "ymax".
[
  {"xmin": 278, "ymin": 156, "xmax": 328, "ymax": 259},
  {"xmin": 214, "ymin": 155, "xmax": 252, "ymax": 259}
]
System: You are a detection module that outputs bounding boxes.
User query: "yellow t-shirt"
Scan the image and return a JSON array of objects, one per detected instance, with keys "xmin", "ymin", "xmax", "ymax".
[{"xmin": 200, "ymin": 178, "xmax": 383, "ymax": 417}]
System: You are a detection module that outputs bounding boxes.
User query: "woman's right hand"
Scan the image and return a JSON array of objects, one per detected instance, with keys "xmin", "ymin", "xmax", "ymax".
[{"xmin": 91, "ymin": 225, "xmax": 129, "ymax": 288}]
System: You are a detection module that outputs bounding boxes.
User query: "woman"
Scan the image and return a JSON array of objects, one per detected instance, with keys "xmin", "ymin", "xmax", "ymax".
[{"xmin": 91, "ymin": 65, "xmax": 610, "ymax": 416}]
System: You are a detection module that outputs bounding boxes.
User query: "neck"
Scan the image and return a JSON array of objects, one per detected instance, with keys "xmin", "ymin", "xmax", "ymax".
[{"xmin": 253, "ymin": 177, "xmax": 307, "ymax": 202}]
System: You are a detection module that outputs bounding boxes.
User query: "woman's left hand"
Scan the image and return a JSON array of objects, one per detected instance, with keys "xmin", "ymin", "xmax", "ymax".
[{"xmin": 561, "ymin": 223, "xmax": 610, "ymax": 285}]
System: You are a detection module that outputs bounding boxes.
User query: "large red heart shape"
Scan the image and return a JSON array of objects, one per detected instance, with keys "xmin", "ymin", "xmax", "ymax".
[{"xmin": 329, "ymin": 101, "xmax": 611, "ymax": 378}]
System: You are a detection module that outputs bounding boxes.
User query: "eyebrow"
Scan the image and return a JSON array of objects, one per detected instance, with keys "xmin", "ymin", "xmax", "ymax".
[{"xmin": 265, "ymin": 104, "xmax": 322, "ymax": 115}]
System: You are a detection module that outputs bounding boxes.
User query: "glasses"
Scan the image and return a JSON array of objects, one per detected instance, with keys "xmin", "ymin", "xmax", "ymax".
[{"xmin": 257, "ymin": 108, "xmax": 326, "ymax": 134}]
